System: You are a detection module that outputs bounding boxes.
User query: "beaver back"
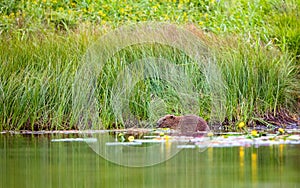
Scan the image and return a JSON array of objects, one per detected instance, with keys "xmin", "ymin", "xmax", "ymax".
[{"xmin": 157, "ymin": 114, "xmax": 209, "ymax": 136}]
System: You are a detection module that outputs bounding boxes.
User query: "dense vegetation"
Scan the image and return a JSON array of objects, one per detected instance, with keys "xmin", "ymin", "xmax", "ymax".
[{"xmin": 0, "ymin": 0, "xmax": 299, "ymax": 130}]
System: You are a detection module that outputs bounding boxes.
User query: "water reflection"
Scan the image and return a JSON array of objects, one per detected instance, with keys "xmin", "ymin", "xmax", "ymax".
[
  {"xmin": 0, "ymin": 134, "xmax": 299, "ymax": 188},
  {"xmin": 251, "ymin": 149, "xmax": 257, "ymax": 188},
  {"xmin": 239, "ymin": 147, "xmax": 245, "ymax": 183}
]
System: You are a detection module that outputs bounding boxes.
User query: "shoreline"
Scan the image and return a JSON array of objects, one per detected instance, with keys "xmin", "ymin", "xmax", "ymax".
[{"xmin": 1, "ymin": 127, "xmax": 299, "ymax": 135}]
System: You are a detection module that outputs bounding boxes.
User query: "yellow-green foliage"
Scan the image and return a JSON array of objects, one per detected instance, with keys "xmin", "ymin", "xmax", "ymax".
[{"xmin": 0, "ymin": 0, "xmax": 299, "ymax": 130}]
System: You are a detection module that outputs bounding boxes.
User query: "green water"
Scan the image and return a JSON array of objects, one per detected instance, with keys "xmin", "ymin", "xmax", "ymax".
[{"xmin": 1, "ymin": 134, "xmax": 299, "ymax": 188}]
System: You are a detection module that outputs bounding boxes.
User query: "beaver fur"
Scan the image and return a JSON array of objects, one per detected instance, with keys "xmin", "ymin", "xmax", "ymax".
[{"xmin": 156, "ymin": 114, "xmax": 209, "ymax": 136}]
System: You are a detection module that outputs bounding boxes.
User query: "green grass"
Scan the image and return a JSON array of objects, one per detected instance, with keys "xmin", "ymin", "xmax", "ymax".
[
  {"xmin": 0, "ymin": 0, "xmax": 299, "ymax": 130},
  {"xmin": 0, "ymin": 33, "xmax": 91, "ymax": 130},
  {"xmin": 213, "ymin": 37, "xmax": 299, "ymax": 123}
]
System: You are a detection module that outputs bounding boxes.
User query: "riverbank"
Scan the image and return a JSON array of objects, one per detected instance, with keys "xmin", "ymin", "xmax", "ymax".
[{"xmin": 1, "ymin": 0, "xmax": 299, "ymax": 131}]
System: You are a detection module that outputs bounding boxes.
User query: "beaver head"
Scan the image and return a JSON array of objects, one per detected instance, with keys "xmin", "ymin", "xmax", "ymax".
[{"xmin": 156, "ymin": 114, "xmax": 180, "ymax": 129}]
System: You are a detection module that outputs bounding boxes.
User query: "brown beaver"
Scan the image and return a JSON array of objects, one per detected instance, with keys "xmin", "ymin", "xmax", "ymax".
[{"xmin": 156, "ymin": 114, "xmax": 209, "ymax": 136}]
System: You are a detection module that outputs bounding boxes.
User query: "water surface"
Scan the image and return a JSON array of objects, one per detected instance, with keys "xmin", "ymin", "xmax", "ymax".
[{"xmin": 1, "ymin": 134, "xmax": 299, "ymax": 188}]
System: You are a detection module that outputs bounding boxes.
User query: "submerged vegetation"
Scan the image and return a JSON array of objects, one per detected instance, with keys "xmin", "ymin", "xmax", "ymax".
[{"xmin": 0, "ymin": 0, "xmax": 299, "ymax": 131}]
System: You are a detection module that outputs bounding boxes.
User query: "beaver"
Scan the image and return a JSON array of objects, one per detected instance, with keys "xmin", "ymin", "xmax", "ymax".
[{"xmin": 156, "ymin": 114, "xmax": 209, "ymax": 136}]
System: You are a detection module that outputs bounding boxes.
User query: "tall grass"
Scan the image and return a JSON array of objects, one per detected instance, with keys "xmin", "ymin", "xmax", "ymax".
[
  {"xmin": 94, "ymin": 44, "xmax": 212, "ymax": 128},
  {"xmin": 1, "ymin": 28, "xmax": 298, "ymax": 130},
  {"xmin": 212, "ymin": 37, "xmax": 299, "ymax": 124},
  {"xmin": 0, "ymin": 32, "xmax": 97, "ymax": 130},
  {"xmin": 0, "ymin": 0, "xmax": 299, "ymax": 130}
]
